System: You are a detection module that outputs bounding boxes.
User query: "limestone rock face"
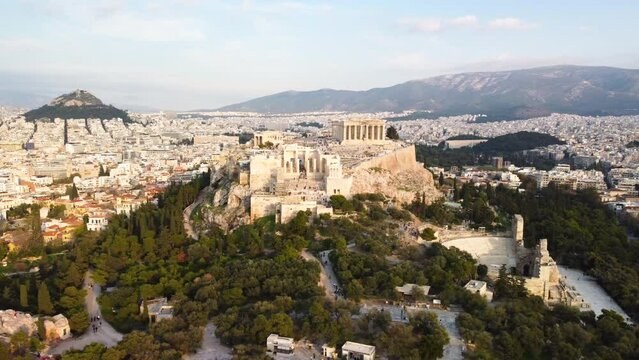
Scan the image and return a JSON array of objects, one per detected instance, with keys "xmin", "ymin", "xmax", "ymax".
[
  {"xmin": 0, "ymin": 310, "xmax": 37, "ymax": 336},
  {"xmin": 199, "ymin": 166, "xmax": 252, "ymax": 232},
  {"xmin": 350, "ymin": 166, "xmax": 439, "ymax": 204},
  {"xmin": 349, "ymin": 145, "xmax": 440, "ymax": 204}
]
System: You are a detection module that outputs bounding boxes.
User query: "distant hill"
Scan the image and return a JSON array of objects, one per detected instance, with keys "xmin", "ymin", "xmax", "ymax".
[
  {"xmin": 446, "ymin": 134, "xmax": 487, "ymax": 141},
  {"xmin": 218, "ymin": 65, "xmax": 639, "ymax": 120},
  {"xmin": 474, "ymin": 131, "xmax": 565, "ymax": 153},
  {"xmin": 24, "ymin": 89, "xmax": 132, "ymax": 123},
  {"xmin": 417, "ymin": 131, "xmax": 565, "ymax": 169}
]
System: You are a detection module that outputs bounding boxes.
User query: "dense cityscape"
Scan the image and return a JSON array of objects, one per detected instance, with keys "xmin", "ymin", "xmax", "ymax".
[{"xmin": 1, "ymin": 96, "xmax": 639, "ymax": 359}]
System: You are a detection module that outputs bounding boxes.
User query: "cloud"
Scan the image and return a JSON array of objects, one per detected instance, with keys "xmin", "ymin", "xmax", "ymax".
[
  {"xmin": 386, "ymin": 52, "xmax": 430, "ymax": 70},
  {"xmin": 241, "ymin": 1, "xmax": 333, "ymax": 14},
  {"xmin": 487, "ymin": 17, "xmax": 537, "ymax": 30},
  {"xmin": 0, "ymin": 37, "xmax": 51, "ymax": 52},
  {"xmin": 399, "ymin": 15, "xmax": 477, "ymax": 33},
  {"xmin": 400, "ymin": 15, "xmax": 538, "ymax": 33},
  {"xmin": 19, "ymin": 0, "xmax": 205, "ymax": 42},
  {"xmin": 92, "ymin": 13, "xmax": 205, "ymax": 42},
  {"xmin": 399, "ymin": 18, "xmax": 442, "ymax": 33},
  {"xmin": 449, "ymin": 15, "xmax": 478, "ymax": 27}
]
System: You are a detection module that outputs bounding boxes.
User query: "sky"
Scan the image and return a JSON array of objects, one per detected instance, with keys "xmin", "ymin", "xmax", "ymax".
[{"xmin": 0, "ymin": 0, "xmax": 638, "ymax": 110}]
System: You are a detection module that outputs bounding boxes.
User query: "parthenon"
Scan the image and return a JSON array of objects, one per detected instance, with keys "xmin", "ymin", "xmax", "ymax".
[{"xmin": 331, "ymin": 119, "xmax": 387, "ymax": 144}]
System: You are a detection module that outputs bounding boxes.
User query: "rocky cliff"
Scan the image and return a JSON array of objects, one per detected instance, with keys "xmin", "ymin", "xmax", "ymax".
[
  {"xmin": 349, "ymin": 145, "xmax": 440, "ymax": 204},
  {"xmin": 195, "ymin": 161, "xmax": 251, "ymax": 232}
]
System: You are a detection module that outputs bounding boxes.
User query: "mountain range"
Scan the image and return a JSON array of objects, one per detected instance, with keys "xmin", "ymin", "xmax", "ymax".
[{"xmin": 217, "ymin": 65, "xmax": 639, "ymax": 120}]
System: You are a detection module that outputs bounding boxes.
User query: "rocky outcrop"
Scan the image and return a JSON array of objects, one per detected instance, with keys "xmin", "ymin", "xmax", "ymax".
[
  {"xmin": 49, "ymin": 89, "xmax": 103, "ymax": 107},
  {"xmin": 349, "ymin": 145, "xmax": 440, "ymax": 204},
  {"xmin": 350, "ymin": 166, "xmax": 439, "ymax": 204},
  {"xmin": 0, "ymin": 310, "xmax": 37, "ymax": 336},
  {"xmin": 196, "ymin": 163, "xmax": 252, "ymax": 232}
]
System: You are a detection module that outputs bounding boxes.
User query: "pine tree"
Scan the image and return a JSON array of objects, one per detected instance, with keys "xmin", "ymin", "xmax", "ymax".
[
  {"xmin": 66, "ymin": 183, "xmax": 79, "ymax": 200},
  {"xmin": 19, "ymin": 284, "xmax": 28, "ymax": 309},
  {"xmin": 66, "ymin": 263, "xmax": 82, "ymax": 287},
  {"xmin": 37, "ymin": 282, "xmax": 54, "ymax": 315},
  {"xmin": 28, "ymin": 205, "xmax": 44, "ymax": 255},
  {"xmin": 453, "ymin": 178, "xmax": 459, "ymax": 200},
  {"xmin": 386, "ymin": 126, "xmax": 400, "ymax": 140}
]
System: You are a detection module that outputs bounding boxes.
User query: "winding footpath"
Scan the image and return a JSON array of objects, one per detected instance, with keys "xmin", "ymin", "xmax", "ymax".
[
  {"xmin": 301, "ymin": 249, "xmax": 343, "ymax": 301},
  {"xmin": 48, "ymin": 271, "xmax": 123, "ymax": 355},
  {"xmin": 183, "ymin": 323, "xmax": 232, "ymax": 360},
  {"xmin": 184, "ymin": 185, "xmax": 212, "ymax": 240}
]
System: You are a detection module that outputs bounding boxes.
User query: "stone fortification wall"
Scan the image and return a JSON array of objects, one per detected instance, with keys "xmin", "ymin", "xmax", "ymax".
[
  {"xmin": 349, "ymin": 145, "xmax": 440, "ymax": 204},
  {"xmin": 353, "ymin": 145, "xmax": 420, "ymax": 173}
]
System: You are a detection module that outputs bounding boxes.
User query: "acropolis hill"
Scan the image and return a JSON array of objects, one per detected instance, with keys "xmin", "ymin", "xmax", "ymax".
[{"xmin": 197, "ymin": 118, "xmax": 440, "ymax": 230}]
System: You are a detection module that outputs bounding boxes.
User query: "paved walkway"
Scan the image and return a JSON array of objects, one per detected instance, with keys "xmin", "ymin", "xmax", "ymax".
[
  {"xmin": 403, "ymin": 306, "xmax": 463, "ymax": 360},
  {"xmin": 303, "ymin": 249, "xmax": 343, "ymax": 301},
  {"xmin": 48, "ymin": 272, "xmax": 123, "ymax": 355},
  {"xmin": 558, "ymin": 265, "xmax": 633, "ymax": 323},
  {"xmin": 184, "ymin": 323, "xmax": 232, "ymax": 360},
  {"xmin": 183, "ymin": 185, "xmax": 212, "ymax": 240},
  {"xmin": 425, "ymin": 308, "xmax": 463, "ymax": 360}
]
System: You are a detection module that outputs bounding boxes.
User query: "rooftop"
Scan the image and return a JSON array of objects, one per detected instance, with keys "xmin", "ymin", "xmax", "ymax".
[
  {"xmin": 464, "ymin": 280, "xmax": 487, "ymax": 291},
  {"xmin": 395, "ymin": 283, "xmax": 430, "ymax": 295},
  {"xmin": 342, "ymin": 341, "xmax": 375, "ymax": 355}
]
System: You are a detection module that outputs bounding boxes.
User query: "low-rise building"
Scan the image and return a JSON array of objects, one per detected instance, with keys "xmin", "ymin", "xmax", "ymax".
[
  {"xmin": 395, "ymin": 283, "xmax": 430, "ymax": 301},
  {"xmin": 464, "ymin": 280, "xmax": 492, "ymax": 301},
  {"xmin": 253, "ymin": 131, "xmax": 284, "ymax": 148},
  {"xmin": 43, "ymin": 314, "xmax": 71, "ymax": 341},
  {"xmin": 322, "ymin": 344, "xmax": 337, "ymax": 359},
  {"xmin": 266, "ymin": 333, "xmax": 295, "ymax": 357},
  {"xmin": 140, "ymin": 297, "xmax": 174, "ymax": 324},
  {"xmin": 342, "ymin": 341, "xmax": 375, "ymax": 360},
  {"xmin": 87, "ymin": 214, "xmax": 110, "ymax": 232}
]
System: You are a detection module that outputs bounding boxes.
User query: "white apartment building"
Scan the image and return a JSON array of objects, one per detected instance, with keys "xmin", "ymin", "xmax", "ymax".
[{"xmin": 87, "ymin": 214, "xmax": 110, "ymax": 232}]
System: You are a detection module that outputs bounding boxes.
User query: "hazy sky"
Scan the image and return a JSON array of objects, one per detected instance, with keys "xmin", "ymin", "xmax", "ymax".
[{"xmin": 1, "ymin": 0, "xmax": 638, "ymax": 110}]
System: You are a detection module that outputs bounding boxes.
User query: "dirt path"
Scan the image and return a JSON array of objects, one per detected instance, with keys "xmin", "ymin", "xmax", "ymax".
[
  {"xmin": 301, "ymin": 249, "xmax": 343, "ymax": 301},
  {"xmin": 183, "ymin": 323, "xmax": 232, "ymax": 360},
  {"xmin": 184, "ymin": 185, "xmax": 211, "ymax": 240},
  {"xmin": 48, "ymin": 271, "xmax": 123, "ymax": 355},
  {"xmin": 407, "ymin": 307, "xmax": 463, "ymax": 360}
]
